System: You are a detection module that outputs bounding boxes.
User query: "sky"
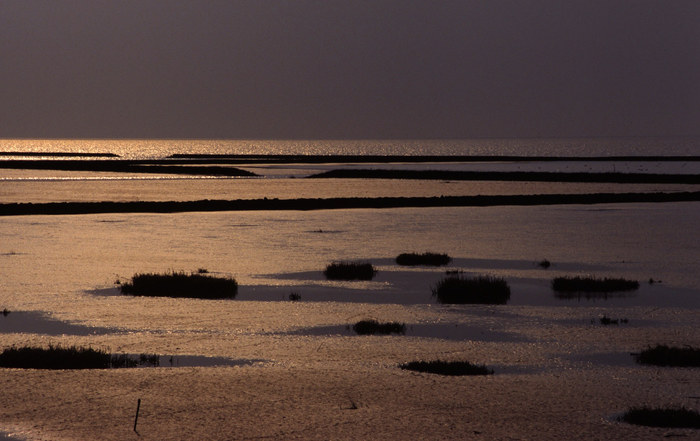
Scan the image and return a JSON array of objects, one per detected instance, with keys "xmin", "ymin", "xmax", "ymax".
[{"xmin": 0, "ymin": 0, "xmax": 698, "ymax": 139}]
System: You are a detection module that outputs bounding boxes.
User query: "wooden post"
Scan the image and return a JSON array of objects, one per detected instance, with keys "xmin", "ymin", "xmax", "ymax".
[{"xmin": 134, "ymin": 398, "xmax": 141, "ymax": 433}]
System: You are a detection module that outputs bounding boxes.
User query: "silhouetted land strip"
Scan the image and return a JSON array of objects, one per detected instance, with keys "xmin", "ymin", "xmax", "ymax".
[
  {"xmin": 4, "ymin": 157, "xmax": 699, "ymax": 176},
  {"xmin": 168, "ymin": 154, "xmax": 700, "ymax": 164},
  {"xmin": 1, "ymin": 152, "xmax": 119, "ymax": 157},
  {"xmin": 309, "ymin": 169, "xmax": 700, "ymax": 184},
  {"xmin": 3, "ymin": 192, "xmax": 700, "ymax": 216},
  {"xmin": 0, "ymin": 159, "xmax": 256, "ymax": 176}
]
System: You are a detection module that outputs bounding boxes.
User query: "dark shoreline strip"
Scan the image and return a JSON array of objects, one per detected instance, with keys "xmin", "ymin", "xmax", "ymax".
[
  {"xmin": 3, "ymin": 160, "xmax": 697, "ymax": 183},
  {"xmin": 1, "ymin": 152, "xmax": 119, "ymax": 157},
  {"xmin": 3, "ymin": 155, "xmax": 700, "ymax": 169},
  {"xmin": 309, "ymin": 169, "xmax": 700, "ymax": 184},
  {"xmin": 168, "ymin": 154, "xmax": 700, "ymax": 163},
  {"xmin": 0, "ymin": 160, "xmax": 257, "ymax": 177},
  {"xmin": 2, "ymin": 192, "xmax": 699, "ymax": 216}
]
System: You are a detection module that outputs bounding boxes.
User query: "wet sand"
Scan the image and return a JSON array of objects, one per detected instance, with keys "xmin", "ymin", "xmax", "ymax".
[
  {"xmin": 0, "ymin": 274, "xmax": 697, "ymax": 440},
  {"xmin": 0, "ymin": 155, "xmax": 698, "ymax": 439}
]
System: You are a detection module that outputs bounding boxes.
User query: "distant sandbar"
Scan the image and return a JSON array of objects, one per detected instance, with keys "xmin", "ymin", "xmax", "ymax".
[
  {"xmin": 309, "ymin": 169, "xmax": 700, "ymax": 184},
  {"xmin": 2, "ymin": 192, "xmax": 699, "ymax": 216}
]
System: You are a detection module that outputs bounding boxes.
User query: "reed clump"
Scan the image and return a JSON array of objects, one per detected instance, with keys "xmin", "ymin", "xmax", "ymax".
[
  {"xmin": 119, "ymin": 270, "xmax": 238, "ymax": 299},
  {"xmin": 0, "ymin": 345, "xmax": 159, "ymax": 369},
  {"xmin": 395, "ymin": 252, "xmax": 452, "ymax": 266},
  {"xmin": 552, "ymin": 276, "xmax": 639, "ymax": 293},
  {"xmin": 599, "ymin": 315, "xmax": 628, "ymax": 325},
  {"xmin": 352, "ymin": 320, "xmax": 406, "ymax": 335},
  {"xmin": 400, "ymin": 360, "xmax": 493, "ymax": 376},
  {"xmin": 323, "ymin": 262, "xmax": 377, "ymax": 281},
  {"xmin": 618, "ymin": 406, "xmax": 700, "ymax": 428},
  {"xmin": 633, "ymin": 344, "xmax": 700, "ymax": 367},
  {"xmin": 432, "ymin": 275, "xmax": 510, "ymax": 304}
]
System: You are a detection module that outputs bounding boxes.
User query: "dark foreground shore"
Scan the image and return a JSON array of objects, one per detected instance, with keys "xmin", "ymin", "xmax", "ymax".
[{"xmin": 2, "ymin": 191, "xmax": 699, "ymax": 216}]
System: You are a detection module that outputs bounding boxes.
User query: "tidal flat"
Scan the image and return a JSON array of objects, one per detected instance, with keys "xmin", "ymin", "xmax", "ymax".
[
  {"xmin": 0, "ymin": 199, "xmax": 698, "ymax": 440},
  {"xmin": 0, "ymin": 150, "xmax": 699, "ymax": 439}
]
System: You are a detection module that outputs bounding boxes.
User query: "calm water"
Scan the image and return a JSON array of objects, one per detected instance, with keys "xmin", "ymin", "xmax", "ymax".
[
  {"xmin": 0, "ymin": 138, "xmax": 699, "ymax": 441},
  {"xmin": 2, "ymin": 138, "xmax": 699, "ymax": 204},
  {"xmin": 0, "ymin": 139, "xmax": 700, "ymax": 439},
  {"xmin": 0, "ymin": 137, "xmax": 698, "ymax": 321},
  {"xmin": 1, "ymin": 203, "xmax": 699, "ymax": 317},
  {"xmin": 1, "ymin": 137, "xmax": 699, "ymax": 159}
]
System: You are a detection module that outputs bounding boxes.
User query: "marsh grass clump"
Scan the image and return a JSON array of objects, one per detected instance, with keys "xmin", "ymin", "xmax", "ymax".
[
  {"xmin": 432, "ymin": 275, "xmax": 510, "ymax": 304},
  {"xmin": 618, "ymin": 406, "xmax": 700, "ymax": 428},
  {"xmin": 552, "ymin": 276, "xmax": 639, "ymax": 293},
  {"xmin": 634, "ymin": 345, "xmax": 700, "ymax": 367},
  {"xmin": 139, "ymin": 353, "xmax": 160, "ymax": 366},
  {"xmin": 0, "ymin": 345, "xmax": 159, "ymax": 369},
  {"xmin": 323, "ymin": 262, "xmax": 376, "ymax": 281},
  {"xmin": 599, "ymin": 315, "xmax": 628, "ymax": 325},
  {"xmin": 120, "ymin": 270, "xmax": 238, "ymax": 299},
  {"xmin": 396, "ymin": 252, "xmax": 452, "ymax": 266},
  {"xmin": 400, "ymin": 360, "xmax": 493, "ymax": 376},
  {"xmin": 353, "ymin": 320, "xmax": 406, "ymax": 335}
]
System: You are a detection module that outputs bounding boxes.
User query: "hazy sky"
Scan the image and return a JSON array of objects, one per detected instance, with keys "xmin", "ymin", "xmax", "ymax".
[{"xmin": 1, "ymin": 0, "xmax": 698, "ymax": 139}]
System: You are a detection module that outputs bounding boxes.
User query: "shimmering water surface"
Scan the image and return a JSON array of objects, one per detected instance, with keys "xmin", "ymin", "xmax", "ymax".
[
  {"xmin": 2, "ymin": 137, "xmax": 698, "ymax": 159},
  {"xmin": 3, "ymin": 176, "xmax": 697, "ymax": 204},
  {"xmin": 2, "ymin": 138, "xmax": 699, "ymax": 204},
  {"xmin": 1, "ymin": 138, "xmax": 699, "ymax": 315},
  {"xmin": 0, "ymin": 139, "xmax": 698, "ymax": 441},
  {"xmin": 1, "ymin": 138, "xmax": 698, "ymax": 322},
  {"xmin": 2, "ymin": 204, "xmax": 699, "ymax": 313}
]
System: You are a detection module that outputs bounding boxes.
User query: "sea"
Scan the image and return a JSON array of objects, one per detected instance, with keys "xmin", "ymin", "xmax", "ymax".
[{"xmin": 1, "ymin": 137, "xmax": 699, "ymax": 159}]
